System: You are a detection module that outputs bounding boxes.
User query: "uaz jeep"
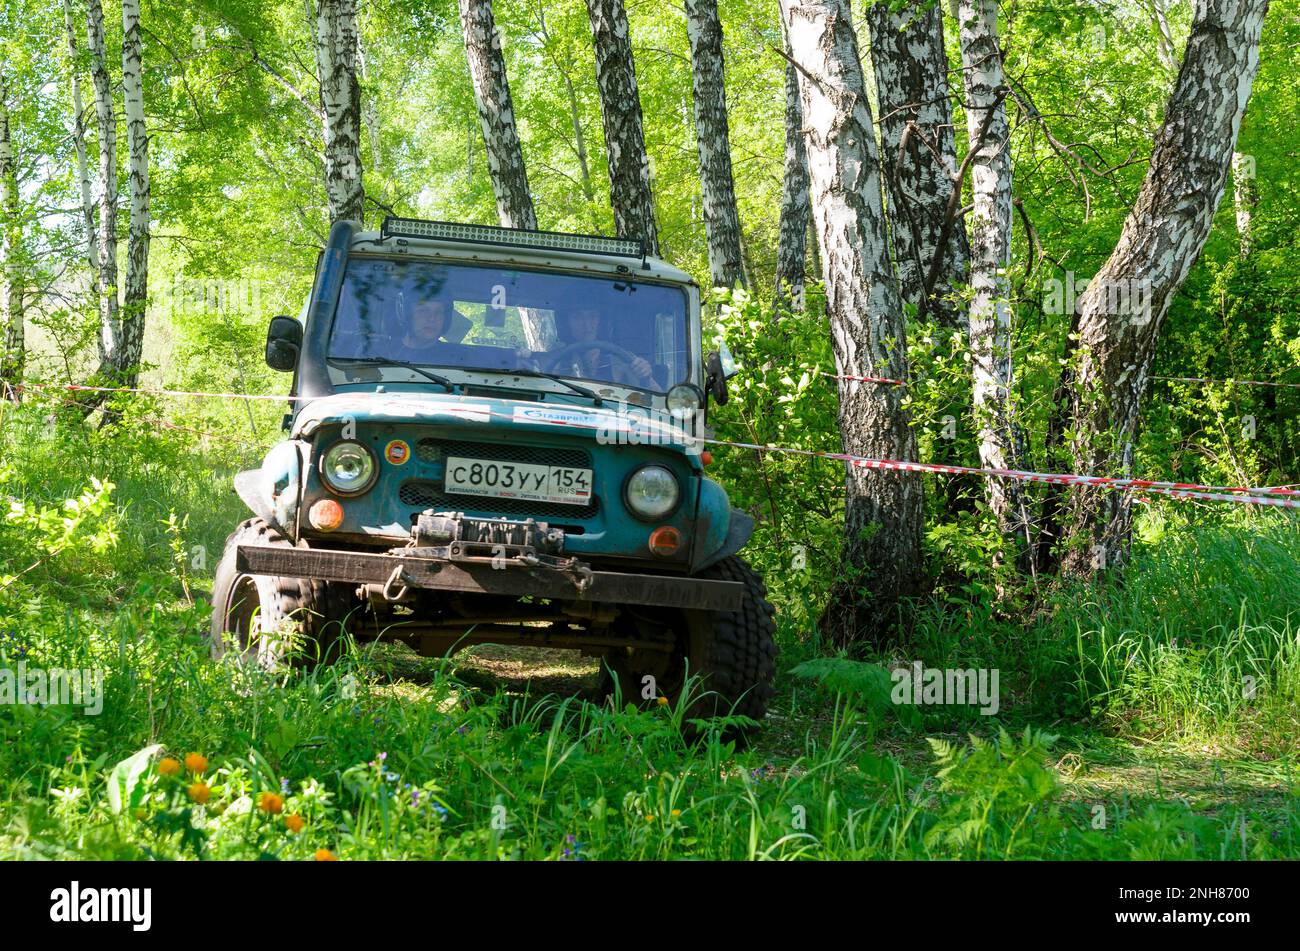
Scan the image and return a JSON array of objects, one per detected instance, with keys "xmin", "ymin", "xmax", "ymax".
[{"xmin": 209, "ymin": 218, "xmax": 776, "ymax": 721}]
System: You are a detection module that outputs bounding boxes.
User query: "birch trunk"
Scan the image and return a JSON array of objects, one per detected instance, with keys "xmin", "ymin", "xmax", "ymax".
[
  {"xmin": 774, "ymin": 28, "xmax": 810, "ymax": 309},
  {"xmin": 0, "ymin": 73, "xmax": 23, "ymax": 398},
  {"xmin": 585, "ymin": 0, "xmax": 659, "ymax": 254},
  {"xmin": 118, "ymin": 0, "xmax": 149, "ymax": 388},
  {"xmin": 1232, "ymin": 151, "xmax": 1256, "ymax": 258},
  {"xmin": 867, "ymin": 0, "xmax": 968, "ymax": 329},
  {"xmin": 63, "ymin": 0, "xmax": 99, "ymax": 276},
  {"xmin": 85, "ymin": 0, "xmax": 119, "ymax": 374},
  {"xmin": 459, "ymin": 0, "xmax": 537, "ymax": 231},
  {"xmin": 1056, "ymin": 0, "xmax": 1269, "ymax": 577},
  {"xmin": 781, "ymin": 0, "xmax": 924, "ymax": 643},
  {"xmin": 314, "ymin": 0, "xmax": 365, "ymax": 224},
  {"xmin": 684, "ymin": 0, "xmax": 745, "ymax": 288},
  {"xmin": 957, "ymin": 0, "xmax": 1031, "ymax": 558}
]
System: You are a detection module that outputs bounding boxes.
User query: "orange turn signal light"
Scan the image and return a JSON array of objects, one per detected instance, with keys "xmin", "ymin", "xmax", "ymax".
[
  {"xmin": 309, "ymin": 498, "xmax": 345, "ymax": 531},
  {"xmin": 648, "ymin": 526, "xmax": 682, "ymax": 557}
]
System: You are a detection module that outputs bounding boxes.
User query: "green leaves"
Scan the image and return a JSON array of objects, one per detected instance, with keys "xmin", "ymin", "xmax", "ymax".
[{"xmin": 105, "ymin": 743, "xmax": 163, "ymax": 815}]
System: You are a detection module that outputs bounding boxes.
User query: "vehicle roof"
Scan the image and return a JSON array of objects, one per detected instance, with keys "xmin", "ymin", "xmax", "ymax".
[{"xmin": 347, "ymin": 228, "xmax": 699, "ymax": 289}]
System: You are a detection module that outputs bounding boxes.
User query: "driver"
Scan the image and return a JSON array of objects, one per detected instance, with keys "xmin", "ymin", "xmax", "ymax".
[
  {"xmin": 401, "ymin": 299, "xmax": 453, "ymax": 362},
  {"xmin": 550, "ymin": 307, "xmax": 657, "ymax": 388}
]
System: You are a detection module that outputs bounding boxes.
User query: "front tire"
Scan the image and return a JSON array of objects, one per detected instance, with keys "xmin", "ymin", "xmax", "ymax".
[
  {"xmin": 208, "ymin": 518, "xmax": 350, "ymax": 669},
  {"xmin": 602, "ymin": 555, "xmax": 778, "ymax": 724}
]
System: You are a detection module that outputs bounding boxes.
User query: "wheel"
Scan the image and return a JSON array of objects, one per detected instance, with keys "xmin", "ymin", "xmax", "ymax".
[
  {"xmin": 601, "ymin": 555, "xmax": 777, "ymax": 724},
  {"xmin": 208, "ymin": 517, "xmax": 352, "ymax": 669}
]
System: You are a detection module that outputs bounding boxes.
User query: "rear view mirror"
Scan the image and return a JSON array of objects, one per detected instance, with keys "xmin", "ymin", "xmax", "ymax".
[
  {"xmin": 265, "ymin": 315, "xmax": 303, "ymax": 372},
  {"xmin": 705, "ymin": 350, "xmax": 730, "ymax": 406}
]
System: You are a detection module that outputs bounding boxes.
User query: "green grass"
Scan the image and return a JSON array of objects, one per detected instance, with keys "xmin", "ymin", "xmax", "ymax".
[{"xmin": 1, "ymin": 397, "xmax": 1298, "ymax": 859}]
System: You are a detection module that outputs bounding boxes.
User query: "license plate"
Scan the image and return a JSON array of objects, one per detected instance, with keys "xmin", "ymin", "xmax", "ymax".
[{"xmin": 444, "ymin": 456, "xmax": 593, "ymax": 506}]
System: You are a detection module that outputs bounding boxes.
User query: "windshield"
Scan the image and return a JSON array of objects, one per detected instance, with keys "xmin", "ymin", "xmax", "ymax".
[{"xmin": 327, "ymin": 257, "xmax": 691, "ymax": 394}]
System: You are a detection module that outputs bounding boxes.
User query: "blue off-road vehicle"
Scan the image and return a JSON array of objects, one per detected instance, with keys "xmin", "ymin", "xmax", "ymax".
[{"xmin": 209, "ymin": 218, "xmax": 776, "ymax": 721}]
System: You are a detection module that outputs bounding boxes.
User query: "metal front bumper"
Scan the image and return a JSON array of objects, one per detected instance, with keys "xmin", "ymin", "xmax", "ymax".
[{"xmin": 235, "ymin": 543, "xmax": 743, "ymax": 612}]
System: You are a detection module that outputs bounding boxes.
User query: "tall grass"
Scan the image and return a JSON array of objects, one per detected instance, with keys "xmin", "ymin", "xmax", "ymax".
[{"xmin": 2, "ymin": 397, "xmax": 1298, "ymax": 859}]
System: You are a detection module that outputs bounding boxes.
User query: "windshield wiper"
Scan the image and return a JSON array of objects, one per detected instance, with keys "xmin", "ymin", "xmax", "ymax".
[
  {"xmin": 459, "ymin": 365, "xmax": 603, "ymax": 406},
  {"xmin": 328, "ymin": 357, "xmax": 456, "ymax": 392}
]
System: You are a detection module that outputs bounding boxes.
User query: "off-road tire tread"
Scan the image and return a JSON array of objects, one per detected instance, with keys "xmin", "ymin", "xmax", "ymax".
[{"xmin": 696, "ymin": 555, "xmax": 778, "ymax": 722}]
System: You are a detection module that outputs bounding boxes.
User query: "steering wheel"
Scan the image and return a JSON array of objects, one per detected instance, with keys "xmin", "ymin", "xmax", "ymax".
[{"xmin": 542, "ymin": 340, "xmax": 650, "ymax": 381}]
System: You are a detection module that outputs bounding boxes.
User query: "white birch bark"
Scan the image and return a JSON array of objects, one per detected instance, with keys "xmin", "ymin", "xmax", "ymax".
[
  {"xmin": 314, "ymin": 0, "xmax": 365, "ymax": 224},
  {"xmin": 63, "ymin": 0, "xmax": 99, "ymax": 275},
  {"xmin": 684, "ymin": 0, "xmax": 745, "ymax": 288},
  {"xmin": 585, "ymin": 0, "xmax": 659, "ymax": 254},
  {"xmin": 867, "ymin": 0, "xmax": 968, "ymax": 329},
  {"xmin": 1057, "ymin": 0, "xmax": 1269, "ymax": 576},
  {"xmin": 118, "ymin": 0, "xmax": 149, "ymax": 387},
  {"xmin": 0, "ymin": 72, "xmax": 23, "ymax": 395},
  {"xmin": 957, "ymin": 0, "xmax": 1031, "ymax": 558},
  {"xmin": 85, "ymin": 0, "xmax": 119, "ymax": 373},
  {"xmin": 781, "ymin": 0, "xmax": 924, "ymax": 642}
]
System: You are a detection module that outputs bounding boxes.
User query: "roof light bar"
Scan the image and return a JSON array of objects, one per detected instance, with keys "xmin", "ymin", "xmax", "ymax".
[{"xmin": 380, "ymin": 217, "xmax": 645, "ymax": 260}]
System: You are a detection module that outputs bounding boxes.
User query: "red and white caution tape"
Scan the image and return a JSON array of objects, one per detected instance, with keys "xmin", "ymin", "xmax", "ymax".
[
  {"xmin": 707, "ymin": 438, "xmax": 1300, "ymax": 509},
  {"xmin": 10, "ymin": 380, "xmax": 1300, "ymax": 509}
]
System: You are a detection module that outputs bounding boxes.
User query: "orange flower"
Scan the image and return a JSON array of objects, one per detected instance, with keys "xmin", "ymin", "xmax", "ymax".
[
  {"xmin": 314, "ymin": 849, "xmax": 338, "ymax": 861},
  {"xmin": 187, "ymin": 782, "xmax": 210, "ymax": 804},
  {"xmin": 157, "ymin": 757, "xmax": 181, "ymax": 777},
  {"xmin": 656, "ymin": 696, "xmax": 669, "ymax": 707},
  {"xmin": 184, "ymin": 753, "xmax": 208, "ymax": 774},
  {"xmin": 258, "ymin": 792, "xmax": 284, "ymax": 815},
  {"xmin": 284, "ymin": 814, "xmax": 305, "ymax": 834}
]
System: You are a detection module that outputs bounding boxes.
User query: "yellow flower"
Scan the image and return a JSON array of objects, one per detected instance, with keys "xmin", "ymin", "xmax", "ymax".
[
  {"xmin": 157, "ymin": 757, "xmax": 181, "ymax": 777},
  {"xmin": 315, "ymin": 848, "xmax": 338, "ymax": 861},
  {"xmin": 259, "ymin": 792, "xmax": 284, "ymax": 815},
  {"xmin": 187, "ymin": 782, "xmax": 210, "ymax": 804},
  {"xmin": 284, "ymin": 814, "xmax": 305, "ymax": 834},
  {"xmin": 656, "ymin": 696, "xmax": 669, "ymax": 706},
  {"xmin": 644, "ymin": 813, "xmax": 655, "ymax": 822},
  {"xmin": 670, "ymin": 809, "xmax": 681, "ymax": 818},
  {"xmin": 184, "ymin": 753, "xmax": 208, "ymax": 774}
]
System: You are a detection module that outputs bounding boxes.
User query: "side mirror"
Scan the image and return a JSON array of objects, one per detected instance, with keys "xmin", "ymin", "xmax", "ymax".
[
  {"xmin": 705, "ymin": 350, "xmax": 730, "ymax": 406},
  {"xmin": 265, "ymin": 315, "xmax": 302, "ymax": 372}
]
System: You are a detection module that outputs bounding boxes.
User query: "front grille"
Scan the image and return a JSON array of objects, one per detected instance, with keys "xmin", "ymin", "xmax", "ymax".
[
  {"xmin": 399, "ymin": 480, "xmax": 600, "ymax": 520},
  {"xmin": 414, "ymin": 438, "xmax": 591, "ymax": 469}
]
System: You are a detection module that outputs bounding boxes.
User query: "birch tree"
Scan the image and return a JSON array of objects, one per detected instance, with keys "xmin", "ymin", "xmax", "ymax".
[
  {"xmin": 957, "ymin": 0, "xmax": 1031, "ymax": 559},
  {"xmin": 314, "ymin": 0, "xmax": 365, "ymax": 224},
  {"xmin": 774, "ymin": 25, "xmax": 809, "ymax": 309},
  {"xmin": 585, "ymin": 0, "xmax": 659, "ymax": 254},
  {"xmin": 85, "ymin": 0, "xmax": 118, "ymax": 376},
  {"xmin": 62, "ymin": 0, "xmax": 97, "ymax": 277},
  {"xmin": 1055, "ymin": 0, "xmax": 1270, "ymax": 577},
  {"xmin": 116, "ymin": 0, "xmax": 149, "ymax": 387},
  {"xmin": 1232, "ymin": 151, "xmax": 1256, "ymax": 258},
  {"xmin": 0, "ymin": 70, "xmax": 22, "ymax": 398},
  {"xmin": 459, "ymin": 0, "xmax": 537, "ymax": 231},
  {"xmin": 780, "ymin": 0, "xmax": 924, "ymax": 642},
  {"xmin": 684, "ymin": 0, "xmax": 744, "ymax": 288},
  {"xmin": 866, "ymin": 0, "xmax": 968, "ymax": 329}
]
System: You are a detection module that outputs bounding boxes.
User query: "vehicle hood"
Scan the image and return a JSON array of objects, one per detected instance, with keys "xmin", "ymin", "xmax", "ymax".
[{"xmin": 291, "ymin": 392, "xmax": 701, "ymax": 450}]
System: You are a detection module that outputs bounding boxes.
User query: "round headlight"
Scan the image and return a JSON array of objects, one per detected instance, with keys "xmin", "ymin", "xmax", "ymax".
[
  {"xmin": 625, "ymin": 465, "xmax": 681, "ymax": 521},
  {"xmin": 321, "ymin": 441, "xmax": 376, "ymax": 495},
  {"xmin": 666, "ymin": 383, "xmax": 704, "ymax": 420}
]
